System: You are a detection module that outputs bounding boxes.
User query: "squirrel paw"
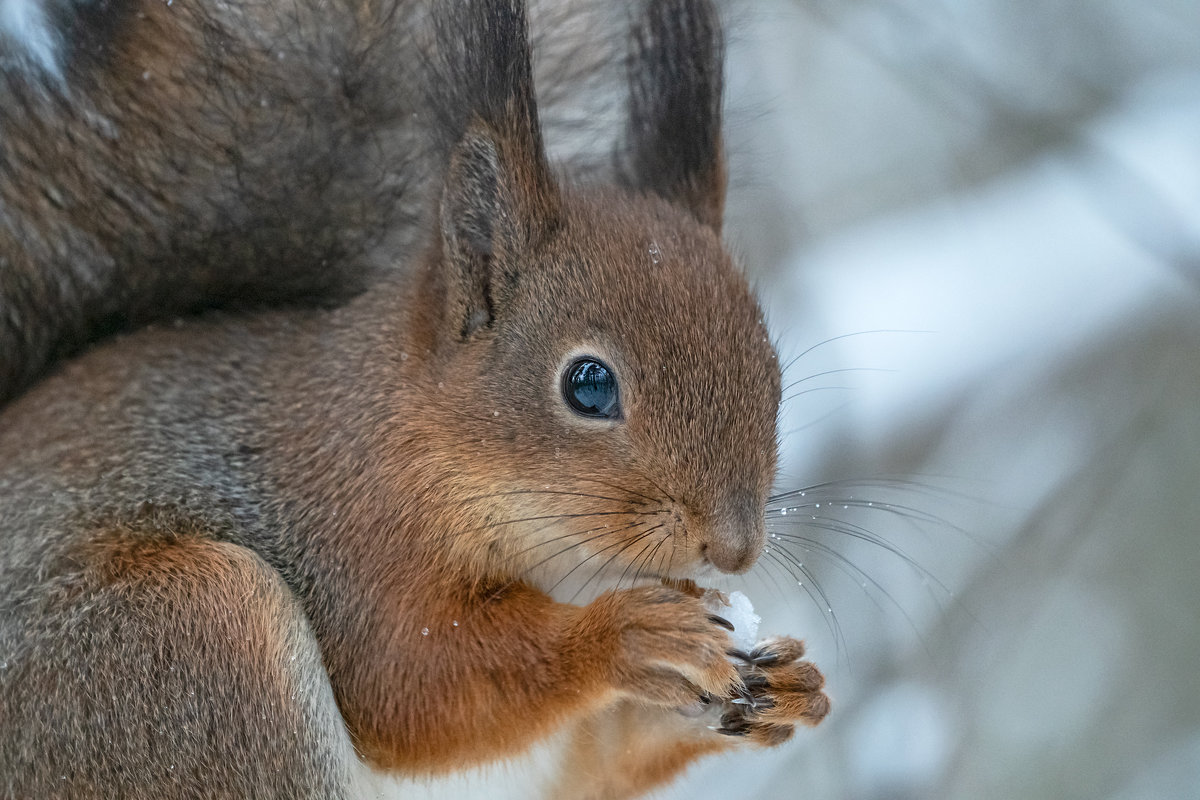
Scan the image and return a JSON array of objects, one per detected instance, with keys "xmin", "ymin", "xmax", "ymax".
[
  {"xmin": 590, "ymin": 586, "xmax": 742, "ymax": 707},
  {"xmin": 711, "ymin": 637, "xmax": 830, "ymax": 746}
]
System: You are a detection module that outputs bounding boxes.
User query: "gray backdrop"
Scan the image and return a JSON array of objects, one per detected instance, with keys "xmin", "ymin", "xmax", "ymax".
[{"xmin": 665, "ymin": 1, "xmax": 1200, "ymax": 798}]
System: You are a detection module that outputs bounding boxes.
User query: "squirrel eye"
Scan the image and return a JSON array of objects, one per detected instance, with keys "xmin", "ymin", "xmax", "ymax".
[{"xmin": 562, "ymin": 358, "xmax": 621, "ymax": 419}]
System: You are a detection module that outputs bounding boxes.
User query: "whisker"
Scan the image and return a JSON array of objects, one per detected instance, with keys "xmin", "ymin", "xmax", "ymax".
[
  {"xmin": 507, "ymin": 524, "xmax": 624, "ymax": 568},
  {"xmin": 456, "ymin": 524, "xmax": 644, "ymax": 632},
  {"xmin": 768, "ymin": 545, "xmax": 848, "ymax": 662},
  {"xmin": 771, "ymin": 475, "xmax": 986, "ymax": 510},
  {"xmin": 780, "ymin": 366, "xmax": 895, "ymax": 394},
  {"xmin": 468, "ymin": 509, "xmax": 638, "ymax": 533},
  {"xmin": 799, "ymin": 497, "xmax": 985, "ymax": 550},
  {"xmin": 494, "ymin": 509, "xmax": 648, "ymax": 564},
  {"xmin": 523, "ymin": 521, "xmax": 647, "ymax": 576},
  {"xmin": 617, "ymin": 529, "xmax": 667, "ymax": 590},
  {"xmin": 633, "ymin": 533, "xmax": 670, "ymax": 587},
  {"xmin": 760, "ymin": 547, "xmax": 846, "ymax": 663},
  {"xmin": 666, "ymin": 519, "xmax": 679, "ymax": 578},
  {"xmin": 779, "ymin": 329, "xmax": 933, "ymax": 374},
  {"xmin": 780, "ymin": 385, "xmax": 856, "ymax": 406},
  {"xmin": 770, "ymin": 515, "xmax": 945, "ymax": 591},
  {"xmin": 769, "ymin": 532, "xmax": 930, "ymax": 647},
  {"xmin": 748, "ymin": 548, "xmax": 789, "ymax": 604},
  {"xmin": 568, "ymin": 526, "xmax": 665, "ymax": 603},
  {"xmin": 538, "ymin": 522, "xmax": 656, "ymax": 597},
  {"xmin": 568, "ymin": 477, "xmax": 659, "ymax": 504},
  {"xmin": 639, "ymin": 473, "xmax": 679, "ymax": 505},
  {"xmin": 461, "ymin": 488, "xmax": 632, "ymax": 504}
]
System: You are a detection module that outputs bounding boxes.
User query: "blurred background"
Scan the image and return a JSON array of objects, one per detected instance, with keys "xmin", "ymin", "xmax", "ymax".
[{"xmin": 659, "ymin": 0, "xmax": 1200, "ymax": 798}]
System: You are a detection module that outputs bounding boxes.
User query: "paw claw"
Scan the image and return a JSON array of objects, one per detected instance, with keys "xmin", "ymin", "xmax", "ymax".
[
  {"xmin": 707, "ymin": 635, "xmax": 830, "ymax": 744},
  {"xmin": 708, "ymin": 614, "xmax": 735, "ymax": 632},
  {"xmin": 742, "ymin": 674, "xmax": 769, "ymax": 691}
]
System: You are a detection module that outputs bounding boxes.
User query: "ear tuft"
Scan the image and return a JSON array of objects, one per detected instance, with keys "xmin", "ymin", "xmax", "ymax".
[
  {"xmin": 427, "ymin": 0, "xmax": 563, "ymax": 339},
  {"xmin": 621, "ymin": 0, "xmax": 727, "ymax": 233}
]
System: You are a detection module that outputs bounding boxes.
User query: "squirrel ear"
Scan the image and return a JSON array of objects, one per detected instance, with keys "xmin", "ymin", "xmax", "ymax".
[
  {"xmin": 440, "ymin": 131, "xmax": 501, "ymax": 339},
  {"xmin": 439, "ymin": 126, "xmax": 560, "ymax": 338},
  {"xmin": 621, "ymin": 0, "xmax": 727, "ymax": 233},
  {"xmin": 428, "ymin": 0, "xmax": 562, "ymax": 339}
]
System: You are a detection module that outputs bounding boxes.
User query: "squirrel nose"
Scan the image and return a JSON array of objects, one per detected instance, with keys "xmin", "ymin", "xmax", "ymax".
[{"xmin": 702, "ymin": 508, "xmax": 765, "ymax": 574}]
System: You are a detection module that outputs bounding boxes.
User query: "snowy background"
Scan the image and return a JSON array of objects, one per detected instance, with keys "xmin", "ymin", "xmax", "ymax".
[{"xmin": 663, "ymin": 1, "xmax": 1200, "ymax": 798}]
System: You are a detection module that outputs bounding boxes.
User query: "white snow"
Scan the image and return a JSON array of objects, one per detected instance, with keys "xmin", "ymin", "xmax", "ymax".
[{"xmin": 706, "ymin": 590, "xmax": 761, "ymax": 653}]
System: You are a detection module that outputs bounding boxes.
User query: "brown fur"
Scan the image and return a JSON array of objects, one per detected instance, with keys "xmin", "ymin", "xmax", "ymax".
[
  {"xmin": 0, "ymin": 0, "xmax": 829, "ymax": 796},
  {"xmin": 3, "ymin": 522, "xmax": 358, "ymax": 797}
]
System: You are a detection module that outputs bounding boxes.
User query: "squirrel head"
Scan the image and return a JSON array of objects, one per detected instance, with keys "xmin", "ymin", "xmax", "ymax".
[{"xmin": 406, "ymin": 0, "xmax": 779, "ymax": 582}]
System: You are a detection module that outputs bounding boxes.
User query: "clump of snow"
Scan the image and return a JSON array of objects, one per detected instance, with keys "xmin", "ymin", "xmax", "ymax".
[{"xmin": 705, "ymin": 590, "xmax": 761, "ymax": 652}]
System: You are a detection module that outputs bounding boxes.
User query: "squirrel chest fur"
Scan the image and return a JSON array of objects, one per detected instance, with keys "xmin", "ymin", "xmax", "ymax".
[{"xmin": 0, "ymin": 0, "xmax": 830, "ymax": 797}]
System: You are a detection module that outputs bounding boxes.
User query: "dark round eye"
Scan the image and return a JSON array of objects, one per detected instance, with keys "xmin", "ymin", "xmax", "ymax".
[{"xmin": 562, "ymin": 358, "xmax": 621, "ymax": 419}]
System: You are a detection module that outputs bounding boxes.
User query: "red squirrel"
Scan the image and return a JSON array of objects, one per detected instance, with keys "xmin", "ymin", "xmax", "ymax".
[{"xmin": 0, "ymin": 0, "xmax": 830, "ymax": 796}]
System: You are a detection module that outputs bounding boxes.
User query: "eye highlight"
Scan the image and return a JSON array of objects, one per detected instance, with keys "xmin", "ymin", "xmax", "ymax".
[{"xmin": 562, "ymin": 358, "xmax": 621, "ymax": 419}]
